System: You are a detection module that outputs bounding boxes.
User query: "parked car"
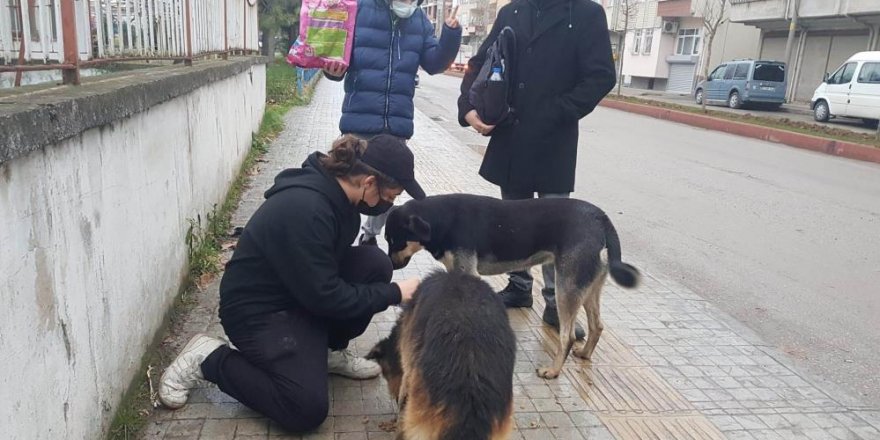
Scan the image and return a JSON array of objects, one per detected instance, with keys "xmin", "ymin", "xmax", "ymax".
[
  {"xmin": 694, "ymin": 60, "xmax": 787, "ymax": 110},
  {"xmin": 811, "ymin": 51, "xmax": 880, "ymax": 127}
]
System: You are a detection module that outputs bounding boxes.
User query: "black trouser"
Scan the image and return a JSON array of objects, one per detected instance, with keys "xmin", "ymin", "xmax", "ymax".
[{"xmin": 201, "ymin": 245, "xmax": 393, "ymax": 432}]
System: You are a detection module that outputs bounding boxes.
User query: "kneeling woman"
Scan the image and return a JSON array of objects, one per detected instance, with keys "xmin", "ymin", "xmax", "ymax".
[{"xmin": 158, "ymin": 134, "xmax": 422, "ymax": 432}]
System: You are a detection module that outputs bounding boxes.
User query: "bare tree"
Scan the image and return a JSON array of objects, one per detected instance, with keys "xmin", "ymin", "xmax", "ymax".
[
  {"xmin": 614, "ymin": 0, "xmax": 639, "ymax": 97},
  {"xmin": 699, "ymin": 0, "xmax": 729, "ymax": 112}
]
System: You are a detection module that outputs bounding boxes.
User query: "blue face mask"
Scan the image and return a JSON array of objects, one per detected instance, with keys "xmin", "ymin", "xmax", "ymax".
[{"xmin": 391, "ymin": 0, "xmax": 418, "ymax": 18}]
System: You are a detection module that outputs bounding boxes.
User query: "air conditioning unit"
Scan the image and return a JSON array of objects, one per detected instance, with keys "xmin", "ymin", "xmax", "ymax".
[{"xmin": 662, "ymin": 20, "xmax": 680, "ymax": 34}]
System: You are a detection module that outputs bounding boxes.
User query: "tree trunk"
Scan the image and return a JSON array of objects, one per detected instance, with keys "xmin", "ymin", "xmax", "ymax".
[
  {"xmin": 261, "ymin": 30, "xmax": 276, "ymax": 57},
  {"xmin": 701, "ymin": 34, "xmax": 714, "ymax": 113},
  {"xmin": 616, "ymin": 34, "xmax": 625, "ymax": 96},
  {"xmin": 616, "ymin": 11, "xmax": 629, "ymax": 96}
]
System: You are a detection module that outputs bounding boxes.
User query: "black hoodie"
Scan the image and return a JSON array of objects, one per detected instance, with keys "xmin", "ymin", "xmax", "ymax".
[{"xmin": 218, "ymin": 152, "xmax": 402, "ymax": 329}]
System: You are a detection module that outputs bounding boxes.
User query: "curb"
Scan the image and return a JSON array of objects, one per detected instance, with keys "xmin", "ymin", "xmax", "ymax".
[{"xmin": 599, "ymin": 99, "xmax": 880, "ymax": 165}]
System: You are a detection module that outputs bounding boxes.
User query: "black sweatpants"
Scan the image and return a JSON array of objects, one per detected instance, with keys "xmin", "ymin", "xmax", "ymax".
[{"xmin": 201, "ymin": 245, "xmax": 393, "ymax": 432}]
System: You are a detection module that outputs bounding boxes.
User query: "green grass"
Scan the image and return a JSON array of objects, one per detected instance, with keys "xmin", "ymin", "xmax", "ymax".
[
  {"xmin": 107, "ymin": 59, "xmax": 320, "ymax": 440},
  {"xmin": 605, "ymin": 94, "xmax": 880, "ymax": 148}
]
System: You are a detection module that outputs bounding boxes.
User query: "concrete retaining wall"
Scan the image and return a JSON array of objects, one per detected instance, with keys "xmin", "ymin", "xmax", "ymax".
[{"xmin": 0, "ymin": 58, "xmax": 266, "ymax": 439}]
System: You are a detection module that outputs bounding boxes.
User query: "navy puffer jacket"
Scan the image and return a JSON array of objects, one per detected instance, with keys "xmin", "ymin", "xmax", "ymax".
[{"xmin": 328, "ymin": 0, "xmax": 461, "ymax": 138}]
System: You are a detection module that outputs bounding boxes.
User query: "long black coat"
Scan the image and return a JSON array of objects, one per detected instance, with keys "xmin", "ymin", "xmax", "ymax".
[{"xmin": 458, "ymin": 0, "xmax": 616, "ymax": 193}]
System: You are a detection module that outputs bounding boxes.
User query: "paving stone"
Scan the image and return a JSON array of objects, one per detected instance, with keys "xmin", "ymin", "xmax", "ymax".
[
  {"xmin": 165, "ymin": 419, "xmax": 205, "ymax": 439},
  {"xmin": 851, "ymin": 425, "xmax": 880, "ymax": 439},
  {"xmin": 515, "ymin": 412, "xmax": 544, "ymax": 430},
  {"xmin": 142, "ymin": 421, "xmax": 172, "ymax": 440},
  {"xmin": 578, "ymin": 426, "xmax": 615, "ymax": 440},
  {"xmin": 522, "ymin": 428, "xmax": 554, "ymax": 440},
  {"xmin": 725, "ymin": 431, "xmax": 758, "ymax": 440},
  {"xmin": 826, "ymin": 427, "xmax": 862, "ymax": 440},
  {"xmin": 234, "ymin": 418, "xmax": 269, "ymax": 436},
  {"xmin": 199, "ymin": 419, "xmax": 237, "ymax": 440},
  {"xmin": 552, "ymin": 427, "xmax": 587, "ymax": 440},
  {"xmin": 732, "ymin": 415, "xmax": 770, "ymax": 430},
  {"xmin": 757, "ymin": 414, "xmax": 794, "ymax": 430},
  {"xmin": 749, "ymin": 430, "xmax": 786, "ymax": 440},
  {"xmin": 335, "ymin": 433, "xmax": 367, "ymax": 440},
  {"xmin": 707, "ymin": 414, "xmax": 743, "ymax": 432},
  {"xmin": 541, "ymin": 412, "xmax": 575, "ymax": 429}
]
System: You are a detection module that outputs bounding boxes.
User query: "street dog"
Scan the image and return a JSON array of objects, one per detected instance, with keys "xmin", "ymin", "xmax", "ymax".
[
  {"xmin": 384, "ymin": 194, "xmax": 640, "ymax": 379},
  {"xmin": 366, "ymin": 271, "xmax": 516, "ymax": 440}
]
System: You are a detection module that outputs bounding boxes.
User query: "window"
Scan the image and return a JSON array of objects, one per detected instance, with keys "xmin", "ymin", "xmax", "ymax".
[
  {"xmin": 632, "ymin": 29, "xmax": 642, "ymax": 54},
  {"xmin": 733, "ymin": 63, "xmax": 750, "ymax": 80},
  {"xmin": 710, "ymin": 65, "xmax": 726, "ymax": 81},
  {"xmin": 753, "ymin": 63, "xmax": 785, "ymax": 82},
  {"xmin": 723, "ymin": 64, "xmax": 736, "ymax": 80},
  {"xmin": 643, "ymin": 29, "xmax": 653, "ymax": 55},
  {"xmin": 675, "ymin": 28, "xmax": 701, "ymax": 56},
  {"xmin": 829, "ymin": 63, "xmax": 857, "ymax": 85},
  {"xmin": 857, "ymin": 62, "xmax": 880, "ymax": 84}
]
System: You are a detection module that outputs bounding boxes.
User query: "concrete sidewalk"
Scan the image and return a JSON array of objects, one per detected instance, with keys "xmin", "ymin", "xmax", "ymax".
[{"xmin": 138, "ymin": 80, "xmax": 880, "ymax": 440}]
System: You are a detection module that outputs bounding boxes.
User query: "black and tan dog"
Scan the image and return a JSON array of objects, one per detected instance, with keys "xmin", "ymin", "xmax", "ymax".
[
  {"xmin": 384, "ymin": 194, "xmax": 640, "ymax": 379},
  {"xmin": 367, "ymin": 271, "xmax": 516, "ymax": 440}
]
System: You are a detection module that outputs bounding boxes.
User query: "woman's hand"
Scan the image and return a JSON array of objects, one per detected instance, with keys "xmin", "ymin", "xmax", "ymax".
[
  {"xmin": 395, "ymin": 278, "xmax": 420, "ymax": 303},
  {"xmin": 445, "ymin": 5, "xmax": 459, "ymax": 29},
  {"xmin": 323, "ymin": 61, "xmax": 348, "ymax": 78},
  {"xmin": 465, "ymin": 109, "xmax": 495, "ymax": 136}
]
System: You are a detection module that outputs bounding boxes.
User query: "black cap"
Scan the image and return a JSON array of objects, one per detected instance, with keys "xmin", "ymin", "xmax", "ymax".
[{"xmin": 359, "ymin": 135, "xmax": 426, "ymax": 200}]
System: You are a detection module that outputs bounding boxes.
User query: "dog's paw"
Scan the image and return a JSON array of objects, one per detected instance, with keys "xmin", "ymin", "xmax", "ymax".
[
  {"xmin": 536, "ymin": 367, "xmax": 560, "ymax": 379},
  {"xmin": 572, "ymin": 349, "xmax": 592, "ymax": 361}
]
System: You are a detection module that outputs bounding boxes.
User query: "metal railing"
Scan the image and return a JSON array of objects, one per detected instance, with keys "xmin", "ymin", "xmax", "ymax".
[{"xmin": 0, "ymin": 0, "xmax": 259, "ymax": 86}]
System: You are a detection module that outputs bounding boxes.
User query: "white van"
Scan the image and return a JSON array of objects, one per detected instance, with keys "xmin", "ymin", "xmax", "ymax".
[{"xmin": 811, "ymin": 51, "xmax": 880, "ymax": 127}]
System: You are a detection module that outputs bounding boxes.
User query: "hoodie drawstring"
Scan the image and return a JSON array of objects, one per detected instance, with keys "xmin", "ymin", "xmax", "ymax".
[
  {"xmin": 568, "ymin": 0, "xmax": 572, "ymax": 29},
  {"xmin": 397, "ymin": 29, "xmax": 401, "ymax": 60}
]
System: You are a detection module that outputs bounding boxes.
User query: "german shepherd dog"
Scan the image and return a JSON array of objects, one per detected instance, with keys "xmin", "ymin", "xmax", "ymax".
[
  {"xmin": 367, "ymin": 271, "xmax": 516, "ymax": 440},
  {"xmin": 384, "ymin": 194, "xmax": 640, "ymax": 379}
]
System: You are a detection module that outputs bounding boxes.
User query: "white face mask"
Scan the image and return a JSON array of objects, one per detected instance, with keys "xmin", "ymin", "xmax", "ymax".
[{"xmin": 391, "ymin": 0, "xmax": 418, "ymax": 18}]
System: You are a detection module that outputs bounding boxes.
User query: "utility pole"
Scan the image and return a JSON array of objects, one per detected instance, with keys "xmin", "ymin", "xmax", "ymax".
[{"xmin": 782, "ymin": 0, "xmax": 800, "ymax": 102}]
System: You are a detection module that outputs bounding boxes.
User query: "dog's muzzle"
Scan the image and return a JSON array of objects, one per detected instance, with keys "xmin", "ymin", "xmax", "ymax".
[{"xmin": 390, "ymin": 254, "xmax": 411, "ymax": 270}]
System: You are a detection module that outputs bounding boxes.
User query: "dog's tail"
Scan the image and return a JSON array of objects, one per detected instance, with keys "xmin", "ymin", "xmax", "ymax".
[{"xmin": 602, "ymin": 214, "xmax": 640, "ymax": 288}]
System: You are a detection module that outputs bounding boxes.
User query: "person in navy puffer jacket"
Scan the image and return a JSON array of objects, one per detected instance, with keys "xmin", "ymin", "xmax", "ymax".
[{"xmin": 323, "ymin": 0, "xmax": 461, "ymax": 246}]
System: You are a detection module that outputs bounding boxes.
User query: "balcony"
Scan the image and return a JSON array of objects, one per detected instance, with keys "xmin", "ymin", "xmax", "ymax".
[
  {"xmin": 729, "ymin": 0, "xmax": 786, "ymax": 23},
  {"xmin": 730, "ymin": 0, "xmax": 880, "ymax": 31},
  {"xmin": 658, "ymin": 0, "xmax": 692, "ymax": 18}
]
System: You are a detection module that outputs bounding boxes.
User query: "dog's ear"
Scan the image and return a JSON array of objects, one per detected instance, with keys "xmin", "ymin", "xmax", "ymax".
[{"xmin": 407, "ymin": 215, "xmax": 431, "ymax": 242}]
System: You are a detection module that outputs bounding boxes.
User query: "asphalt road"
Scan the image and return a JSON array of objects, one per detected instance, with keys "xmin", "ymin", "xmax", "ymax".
[{"xmin": 415, "ymin": 72, "xmax": 880, "ymax": 407}]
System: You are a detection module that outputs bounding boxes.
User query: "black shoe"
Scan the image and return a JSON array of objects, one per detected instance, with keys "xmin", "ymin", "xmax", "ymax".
[
  {"xmin": 358, "ymin": 234, "xmax": 378, "ymax": 246},
  {"xmin": 498, "ymin": 283, "xmax": 533, "ymax": 308},
  {"xmin": 542, "ymin": 305, "xmax": 586, "ymax": 340}
]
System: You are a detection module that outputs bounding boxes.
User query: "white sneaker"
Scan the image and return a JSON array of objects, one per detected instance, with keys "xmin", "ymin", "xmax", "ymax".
[
  {"xmin": 328, "ymin": 349, "xmax": 381, "ymax": 379},
  {"xmin": 158, "ymin": 334, "xmax": 225, "ymax": 409}
]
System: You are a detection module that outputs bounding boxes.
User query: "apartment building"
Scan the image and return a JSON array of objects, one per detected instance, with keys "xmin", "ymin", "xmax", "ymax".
[{"xmin": 601, "ymin": 0, "xmax": 760, "ymax": 94}]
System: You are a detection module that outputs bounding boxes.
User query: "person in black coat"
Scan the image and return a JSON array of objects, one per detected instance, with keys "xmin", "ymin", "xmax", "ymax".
[
  {"xmin": 458, "ymin": 0, "xmax": 616, "ymax": 337},
  {"xmin": 157, "ymin": 135, "xmax": 422, "ymax": 432}
]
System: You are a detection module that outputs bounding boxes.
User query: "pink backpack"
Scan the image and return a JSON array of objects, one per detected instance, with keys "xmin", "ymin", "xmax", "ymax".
[{"xmin": 287, "ymin": 0, "xmax": 357, "ymax": 69}]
